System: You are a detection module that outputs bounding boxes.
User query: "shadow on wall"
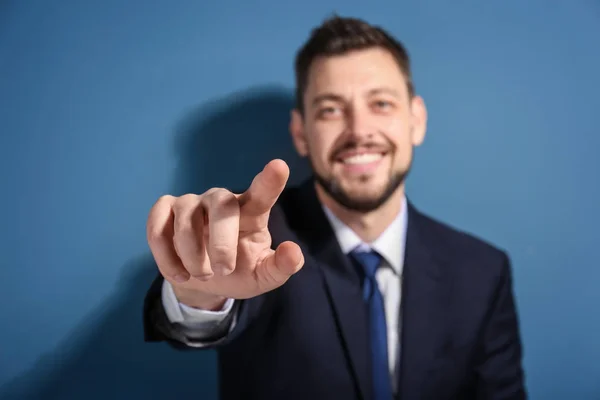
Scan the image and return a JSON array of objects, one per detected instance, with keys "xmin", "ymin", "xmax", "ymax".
[
  {"xmin": 0, "ymin": 85, "xmax": 309, "ymax": 400},
  {"xmin": 171, "ymin": 84, "xmax": 310, "ymax": 195}
]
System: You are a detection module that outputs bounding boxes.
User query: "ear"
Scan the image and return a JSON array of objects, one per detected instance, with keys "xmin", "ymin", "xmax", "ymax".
[
  {"xmin": 289, "ymin": 109, "xmax": 309, "ymax": 157},
  {"xmin": 409, "ymin": 95, "xmax": 427, "ymax": 147}
]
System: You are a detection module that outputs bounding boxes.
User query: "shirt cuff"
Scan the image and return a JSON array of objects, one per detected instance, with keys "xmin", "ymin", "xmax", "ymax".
[{"xmin": 161, "ymin": 279, "xmax": 235, "ymax": 326}]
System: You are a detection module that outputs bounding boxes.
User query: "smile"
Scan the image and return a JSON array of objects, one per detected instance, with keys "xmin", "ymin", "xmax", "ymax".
[
  {"xmin": 341, "ymin": 153, "xmax": 384, "ymax": 165},
  {"xmin": 335, "ymin": 151, "xmax": 387, "ymax": 175}
]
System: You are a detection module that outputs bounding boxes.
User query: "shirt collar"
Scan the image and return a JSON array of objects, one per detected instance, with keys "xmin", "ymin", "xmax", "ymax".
[{"xmin": 322, "ymin": 196, "xmax": 408, "ymax": 275}]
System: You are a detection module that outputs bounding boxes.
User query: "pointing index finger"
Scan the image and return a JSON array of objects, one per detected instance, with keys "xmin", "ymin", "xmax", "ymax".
[{"xmin": 238, "ymin": 159, "xmax": 289, "ymax": 217}]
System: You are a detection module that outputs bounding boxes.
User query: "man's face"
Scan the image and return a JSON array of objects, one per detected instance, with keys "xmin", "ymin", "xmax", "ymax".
[{"xmin": 290, "ymin": 47, "xmax": 427, "ymax": 212}]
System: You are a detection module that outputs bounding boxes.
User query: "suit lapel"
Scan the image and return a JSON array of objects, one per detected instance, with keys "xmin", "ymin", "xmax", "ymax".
[
  {"xmin": 282, "ymin": 182, "xmax": 450, "ymax": 399},
  {"xmin": 397, "ymin": 202, "xmax": 450, "ymax": 398},
  {"xmin": 316, "ymin": 241, "xmax": 372, "ymax": 400},
  {"xmin": 287, "ymin": 180, "xmax": 371, "ymax": 400}
]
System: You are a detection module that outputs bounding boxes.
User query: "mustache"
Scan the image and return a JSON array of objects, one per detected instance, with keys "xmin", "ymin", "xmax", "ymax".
[{"xmin": 330, "ymin": 141, "xmax": 392, "ymax": 160}]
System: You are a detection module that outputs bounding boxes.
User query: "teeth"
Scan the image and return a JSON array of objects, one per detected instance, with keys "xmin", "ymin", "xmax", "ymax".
[{"xmin": 342, "ymin": 153, "xmax": 382, "ymax": 165}]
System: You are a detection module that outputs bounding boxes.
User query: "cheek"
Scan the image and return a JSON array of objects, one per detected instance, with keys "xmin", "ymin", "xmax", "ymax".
[
  {"xmin": 379, "ymin": 114, "xmax": 410, "ymax": 141},
  {"xmin": 384, "ymin": 122, "xmax": 414, "ymax": 164},
  {"xmin": 390, "ymin": 139, "xmax": 414, "ymax": 169},
  {"xmin": 306, "ymin": 126, "xmax": 339, "ymax": 162}
]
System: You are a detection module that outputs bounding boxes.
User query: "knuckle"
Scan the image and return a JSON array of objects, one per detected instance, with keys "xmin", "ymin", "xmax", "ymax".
[
  {"xmin": 174, "ymin": 193, "xmax": 200, "ymax": 210},
  {"xmin": 203, "ymin": 187, "xmax": 225, "ymax": 196},
  {"xmin": 181, "ymin": 255, "xmax": 213, "ymax": 279},
  {"xmin": 146, "ymin": 224, "xmax": 163, "ymax": 243},
  {"xmin": 207, "ymin": 188, "xmax": 237, "ymax": 208},
  {"xmin": 147, "ymin": 221, "xmax": 166, "ymax": 244},
  {"xmin": 209, "ymin": 243, "xmax": 235, "ymax": 257},
  {"xmin": 191, "ymin": 267, "xmax": 213, "ymax": 279},
  {"xmin": 208, "ymin": 246, "xmax": 237, "ymax": 270},
  {"xmin": 172, "ymin": 197, "xmax": 202, "ymax": 233},
  {"xmin": 182, "ymin": 259, "xmax": 206, "ymax": 273},
  {"xmin": 147, "ymin": 195, "xmax": 174, "ymax": 225},
  {"xmin": 157, "ymin": 194, "xmax": 175, "ymax": 204},
  {"xmin": 157, "ymin": 263, "xmax": 178, "ymax": 277},
  {"xmin": 180, "ymin": 193, "xmax": 199, "ymax": 201},
  {"xmin": 174, "ymin": 219, "xmax": 195, "ymax": 236}
]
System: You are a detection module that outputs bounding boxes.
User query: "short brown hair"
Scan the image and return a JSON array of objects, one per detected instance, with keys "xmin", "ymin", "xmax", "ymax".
[{"xmin": 294, "ymin": 15, "xmax": 415, "ymax": 113}]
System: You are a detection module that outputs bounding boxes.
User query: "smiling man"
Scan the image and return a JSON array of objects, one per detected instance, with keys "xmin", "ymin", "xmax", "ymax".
[{"xmin": 144, "ymin": 15, "xmax": 527, "ymax": 400}]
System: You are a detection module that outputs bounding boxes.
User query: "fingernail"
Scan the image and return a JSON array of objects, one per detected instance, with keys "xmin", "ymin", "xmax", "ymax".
[
  {"xmin": 214, "ymin": 264, "xmax": 234, "ymax": 276},
  {"xmin": 173, "ymin": 274, "xmax": 189, "ymax": 283},
  {"xmin": 191, "ymin": 273, "xmax": 213, "ymax": 281}
]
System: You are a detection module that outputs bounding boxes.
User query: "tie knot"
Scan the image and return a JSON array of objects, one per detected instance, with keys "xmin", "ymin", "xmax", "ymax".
[{"xmin": 350, "ymin": 249, "xmax": 382, "ymax": 279}]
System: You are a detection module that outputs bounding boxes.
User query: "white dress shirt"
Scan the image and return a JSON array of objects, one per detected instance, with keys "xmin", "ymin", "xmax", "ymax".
[{"xmin": 162, "ymin": 196, "xmax": 408, "ymax": 381}]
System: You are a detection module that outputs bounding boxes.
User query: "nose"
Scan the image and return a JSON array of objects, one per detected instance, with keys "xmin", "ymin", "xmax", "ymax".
[{"xmin": 347, "ymin": 105, "xmax": 374, "ymax": 140}]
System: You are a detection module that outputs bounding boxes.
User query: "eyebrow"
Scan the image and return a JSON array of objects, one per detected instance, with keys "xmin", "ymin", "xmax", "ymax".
[
  {"xmin": 311, "ymin": 93, "xmax": 345, "ymax": 108},
  {"xmin": 311, "ymin": 86, "xmax": 403, "ymax": 108},
  {"xmin": 367, "ymin": 87, "xmax": 402, "ymax": 99}
]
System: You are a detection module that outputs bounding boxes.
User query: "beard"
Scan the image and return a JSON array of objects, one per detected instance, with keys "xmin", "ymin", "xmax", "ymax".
[{"xmin": 310, "ymin": 156, "xmax": 412, "ymax": 213}]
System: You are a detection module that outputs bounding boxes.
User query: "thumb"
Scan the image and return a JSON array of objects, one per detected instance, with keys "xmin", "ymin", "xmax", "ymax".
[{"xmin": 257, "ymin": 241, "xmax": 304, "ymax": 289}]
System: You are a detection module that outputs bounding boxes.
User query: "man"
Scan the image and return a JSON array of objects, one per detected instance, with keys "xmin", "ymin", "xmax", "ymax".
[{"xmin": 143, "ymin": 16, "xmax": 527, "ymax": 400}]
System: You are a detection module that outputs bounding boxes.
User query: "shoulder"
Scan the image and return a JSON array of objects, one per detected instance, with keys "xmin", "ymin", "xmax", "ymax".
[
  {"xmin": 414, "ymin": 205, "xmax": 506, "ymax": 259},
  {"xmin": 409, "ymin": 202, "xmax": 512, "ymax": 281}
]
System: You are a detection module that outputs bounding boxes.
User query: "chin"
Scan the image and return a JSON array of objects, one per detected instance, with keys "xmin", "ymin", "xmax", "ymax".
[
  {"xmin": 311, "ymin": 160, "xmax": 409, "ymax": 212},
  {"xmin": 345, "ymin": 188, "xmax": 390, "ymax": 205},
  {"xmin": 327, "ymin": 181, "xmax": 395, "ymax": 212},
  {"xmin": 340, "ymin": 174, "xmax": 389, "ymax": 192}
]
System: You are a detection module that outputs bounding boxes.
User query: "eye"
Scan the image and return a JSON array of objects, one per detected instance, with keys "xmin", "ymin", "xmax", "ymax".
[
  {"xmin": 317, "ymin": 106, "xmax": 342, "ymax": 119},
  {"xmin": 372, "ymin": 100, "xmax": 394, "ymax": 111}
]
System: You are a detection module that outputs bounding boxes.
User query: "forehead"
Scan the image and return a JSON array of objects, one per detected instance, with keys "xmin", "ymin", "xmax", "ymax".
[{"xmin": 304, "ymin": 47, "xmax": 408, "ymax": 100}]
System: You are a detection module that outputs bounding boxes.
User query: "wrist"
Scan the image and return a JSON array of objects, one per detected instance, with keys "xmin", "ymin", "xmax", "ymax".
[{"xmin": 172, "ymin": 286, "xmax": 228, "ymax": 311}]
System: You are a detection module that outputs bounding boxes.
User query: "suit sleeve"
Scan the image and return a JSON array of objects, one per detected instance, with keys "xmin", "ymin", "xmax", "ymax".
[
  {"xmin": 475, "ymin": 253, "xmax": 528, "ymax": 399},
  {"xmin": 143, "ymin": 272, "xmax": 268, "ymax": 350}
]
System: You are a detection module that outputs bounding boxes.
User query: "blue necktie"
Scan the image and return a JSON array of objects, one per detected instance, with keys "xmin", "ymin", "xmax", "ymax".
[{"xmin": 351, "ymin": 250, "xmax": 393, "ymax": 400}]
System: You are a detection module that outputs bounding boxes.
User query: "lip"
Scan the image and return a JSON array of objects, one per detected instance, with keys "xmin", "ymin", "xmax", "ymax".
[
  {"xmin": 335, "ymin": 150, "xmax": 387, "ymax": 162},
  {"xmin": 336, "ymin": 152, "xmax": 386, "ymax": 175}
]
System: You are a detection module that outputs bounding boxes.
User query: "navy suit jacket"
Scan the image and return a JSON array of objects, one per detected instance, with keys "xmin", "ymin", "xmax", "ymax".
[{"xmin": 144, "ymin": 179, "xmax": 527, "ymax": 400}]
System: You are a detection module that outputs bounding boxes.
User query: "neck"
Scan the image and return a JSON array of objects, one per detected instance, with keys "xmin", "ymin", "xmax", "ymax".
[{"xmin": 315, "ymin": 182, "xmax": 405, "ymax": 243}]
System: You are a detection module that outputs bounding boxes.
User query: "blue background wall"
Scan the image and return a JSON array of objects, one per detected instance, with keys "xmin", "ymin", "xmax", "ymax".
[{"xmin": 1, "ymin": 1, "xmax": 599, "ymax": 399}]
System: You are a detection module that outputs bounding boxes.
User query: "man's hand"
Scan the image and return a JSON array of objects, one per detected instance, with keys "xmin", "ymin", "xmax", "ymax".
[{"xmin": 146, "ymin": 159, "xmax": 304, "ymax": 310}]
